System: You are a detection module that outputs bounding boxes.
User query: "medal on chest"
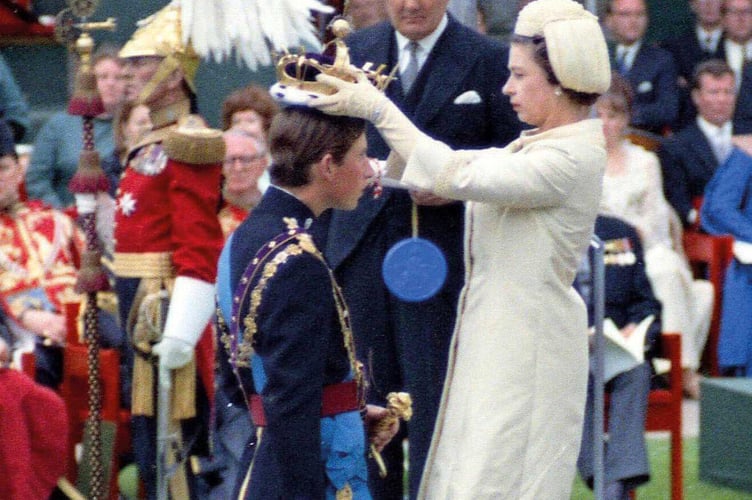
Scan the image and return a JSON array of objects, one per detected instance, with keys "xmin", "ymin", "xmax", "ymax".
[
  {"xmin": 131, "ymin": 143, "xmax": 168, "ymax": 176},
  {"xmin": 382, "ymin": 202, "xmax": 447, "ymax": 302}
]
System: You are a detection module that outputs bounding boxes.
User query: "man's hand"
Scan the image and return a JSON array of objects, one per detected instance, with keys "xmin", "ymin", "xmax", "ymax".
[
  {"xmin": 21, "ymin": 310, "xmax": 66, "ymax": 344},
  {"xmin": 365, "ymin": 404, "xmax": 400, "ymax": 453},
  {"xmin": 409, "ymin": 190, "xmax": 454, "ymax": 207},
  {"xmin": 620, "ymin": 323, "xmax": 637, "ymax": 339}
]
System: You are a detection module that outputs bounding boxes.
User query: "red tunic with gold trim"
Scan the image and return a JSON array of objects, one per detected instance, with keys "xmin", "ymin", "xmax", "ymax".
[
  {"xmin": 113, "ymin": 114, "xmax": 224, "ymax": 412},
  {"xmin": 0, "ymin": 201, "xmax": 84, "ymax": 320},
  {"xmin": 217, "ymin": 201, "xmax": 249, "ymax": 239}
]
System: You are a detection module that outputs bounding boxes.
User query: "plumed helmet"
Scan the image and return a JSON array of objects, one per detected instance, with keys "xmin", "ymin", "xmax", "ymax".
[{"xmin": 120, "ymin": 3, "xmax": 199, "ymax": 97}]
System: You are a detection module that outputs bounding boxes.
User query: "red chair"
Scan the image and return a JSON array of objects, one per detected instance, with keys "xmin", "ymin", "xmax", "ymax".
[
  {"xmin": 682, "ymin": 231, "xmax": 734, "ymax": 376},
  {"xmin": 607, "ymin": 333, "xmax": 683, "ymax": 500}
]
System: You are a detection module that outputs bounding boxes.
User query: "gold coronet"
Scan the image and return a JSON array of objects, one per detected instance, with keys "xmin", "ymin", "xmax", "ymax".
[{"xmin": 274, "ymin": 18, "xmax": 395, "ymax": 96}]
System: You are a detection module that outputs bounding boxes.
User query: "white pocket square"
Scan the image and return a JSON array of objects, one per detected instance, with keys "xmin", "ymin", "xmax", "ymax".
[
  {"xmin": 454, "ymin": 90, "xmax": 482, "ymax": 104},
  {"xmin": 636, "ymin": 81, "xmax": 653, "ymax": 93}
]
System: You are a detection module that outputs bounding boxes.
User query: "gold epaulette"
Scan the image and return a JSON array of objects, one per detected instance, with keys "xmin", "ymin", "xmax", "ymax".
[{"xmin": 162, "ymin": 114, "xmax": 225, "ymax": 165}]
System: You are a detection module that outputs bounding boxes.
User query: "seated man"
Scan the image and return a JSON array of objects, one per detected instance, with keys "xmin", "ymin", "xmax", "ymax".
[
  {"xmin": 0, "ymin": 119, "xmax": 122, "ymax": 388},
  {"xmin": 575, "ymin": 215, "xmax": 662, "ymax": 500}
]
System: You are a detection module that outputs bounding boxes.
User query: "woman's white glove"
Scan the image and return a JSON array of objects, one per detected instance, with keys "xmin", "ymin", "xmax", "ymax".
[
  {"xmin": 733, "ymin": 240, "xmax": 752, "ymax": 264},
  {"xmin": 151, "ymin": 276, "xmax": 215, "ymax": 369},
  {"xmin": 311, "ymin": 72, "xmax": 425, "ymax": 161}
]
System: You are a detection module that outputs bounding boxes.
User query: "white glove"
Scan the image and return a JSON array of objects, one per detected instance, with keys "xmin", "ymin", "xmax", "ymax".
[
  {"xmin": 151, "ymin": 276, "xmax": 215, "ymax": 369},
  {"xmin": 312, "ymin": 73, "xmax": 425, "ymax": 161},
  {"xmin": 733, "ymin": 240, "xmax": 752, "ymax": 264},
  {"xmin": 74, "ymin": 193, "xmax": 97, "ymax": 215}
]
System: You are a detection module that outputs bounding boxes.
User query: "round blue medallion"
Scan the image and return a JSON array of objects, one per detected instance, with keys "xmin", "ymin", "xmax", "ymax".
[{"xmin": 382, "ymin": 237, "xmax": 447, "ymax": 302}]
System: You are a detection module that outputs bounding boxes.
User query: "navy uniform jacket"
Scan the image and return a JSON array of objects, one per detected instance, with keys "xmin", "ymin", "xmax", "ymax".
[
  {"xmin": 590, "ymin": 216, "xmax": 662, "ymax": 342},
  {"xmin": 610, "ymin": 42, "xmax": 679, "ymax": 135},
  {"xmin": 227, "ymin": 187, "xmax": 356, "ymax": 499},
  {"xmin": 657, "ymin": 122, "xmax": 718, "ymax": 226},
  {"xmin": 324, "ymin": 14, "xmax": 522, "ymax": 498}
]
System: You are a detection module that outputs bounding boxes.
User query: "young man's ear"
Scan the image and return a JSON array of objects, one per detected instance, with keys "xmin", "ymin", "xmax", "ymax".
[{"xmin": 317, "ymin": 152, "xmax": 337, "ymax": 181}]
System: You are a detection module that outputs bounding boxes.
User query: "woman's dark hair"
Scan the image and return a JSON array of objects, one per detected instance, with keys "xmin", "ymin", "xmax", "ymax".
[
  {"xmin": 510, "ymin": 34, "xmax": 600, "ymax": 106},
  {"xmin": 596, "ymin": 71, "xmax": 634, "ymax": 117},
  {"xmin": 268, "ymin": 107, "xmax": 365, "ymax": 188},
  {"xmin": 220, "ymin": 84, "xmax": 280, "ymax": 133}
]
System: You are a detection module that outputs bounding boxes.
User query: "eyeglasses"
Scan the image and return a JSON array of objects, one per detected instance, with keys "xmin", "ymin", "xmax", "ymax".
[{"xmin": 223, "ymin": 155, "xmax": 267, "ymax": 167}]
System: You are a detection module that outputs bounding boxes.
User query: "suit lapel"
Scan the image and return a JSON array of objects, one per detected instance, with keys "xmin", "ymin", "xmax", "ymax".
[
  {"xmin": 412, "ymin": 18, "xmax": 482, "ymax": 127},
  {"xmin": 688, "ymin": 124, "xmax": 720, "ymax": 176}
]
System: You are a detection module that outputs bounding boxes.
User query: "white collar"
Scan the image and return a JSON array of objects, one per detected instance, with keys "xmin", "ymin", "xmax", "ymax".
[
  {"xmin": 696, "ymin": 26, "xmax": 722, "ymax": 48},
  {"xmin": 696, "ymin": 115, "xmax": 732, "ymax": 140},
  {"xmin": 395, "ymin": 14, "xmax": 448, "ymax": 61}
]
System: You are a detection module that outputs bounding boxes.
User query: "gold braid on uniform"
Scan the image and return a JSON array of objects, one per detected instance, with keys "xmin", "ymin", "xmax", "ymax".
[{"xmin": 223, "ymin": 217, "xmax": 365, "ymax": 406}]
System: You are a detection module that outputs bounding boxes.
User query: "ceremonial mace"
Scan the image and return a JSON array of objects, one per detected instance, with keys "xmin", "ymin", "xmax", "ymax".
[{"xmin": 55, "ymin": 2, "xmax": 115, "ymax": 498}]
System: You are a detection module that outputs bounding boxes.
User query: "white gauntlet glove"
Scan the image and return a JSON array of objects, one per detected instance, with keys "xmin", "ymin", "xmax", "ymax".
[
  {"xmin": 312, "ymin": 72, "xmax": 426, "ymax": 161},
  {"xmin": 151, "ymin": 276, "xmax": 215, "ymax": 369}
]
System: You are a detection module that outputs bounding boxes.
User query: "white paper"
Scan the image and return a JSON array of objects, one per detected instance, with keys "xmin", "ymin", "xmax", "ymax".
[{"xmin": 602, "ymin": 315, "xmax": 654, "ymax": 382}]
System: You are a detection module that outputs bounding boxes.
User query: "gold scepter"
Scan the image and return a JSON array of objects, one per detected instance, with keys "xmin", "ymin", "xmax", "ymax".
[{"xmin": 370, "ymin": 392, "xmax": 413, "ymax": 478}]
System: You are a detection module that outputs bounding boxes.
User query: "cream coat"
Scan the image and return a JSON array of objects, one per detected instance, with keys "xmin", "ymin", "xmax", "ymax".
[{"xmin": 389, "ymin": 119, "xmax": 605, "ymax": 499}]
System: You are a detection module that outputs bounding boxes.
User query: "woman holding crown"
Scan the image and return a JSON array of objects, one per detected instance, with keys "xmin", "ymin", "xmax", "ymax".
[{"xmin": 310, "ymin": 0, "xmax": 611, "ymax": 497}]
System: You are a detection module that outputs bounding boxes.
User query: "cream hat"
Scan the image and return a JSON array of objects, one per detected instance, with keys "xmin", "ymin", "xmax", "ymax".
[{"xmin": 515, "ymin": 0, "xmax": 611, "ymax": 94}]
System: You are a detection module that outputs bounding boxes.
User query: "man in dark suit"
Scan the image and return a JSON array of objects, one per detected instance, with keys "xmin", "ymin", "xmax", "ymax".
[
  {"xmin": 659, "ymin": 59, "xmax": 737, "ymax": 227},
  {"xmin": 324, "ymin": 1, "xmax": 521, "ymax": 497},
  {"xmin": 723, "ymin": 0, "xmax": 752, "ymax": 132},
  {"xmin": 606, "ymin": 0, "xmax": 679, "ymax": 135},
  {"xmin": 575, "ymin": 215, "xmax": 662, "ymax": 500},
  {"xmin": 661, "ymin": 0, "xmax": 724, "ymax": 128}
]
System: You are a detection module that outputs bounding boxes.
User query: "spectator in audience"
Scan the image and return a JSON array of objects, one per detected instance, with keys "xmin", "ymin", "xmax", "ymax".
[
  {"xmin": 101, "ymin": 101, "xmax": 152, "ymax": 196},
  {"xmin": 25, "ymin": 45, "xmax": 125, "ymax": 208},
  {"xmin": 606, "ymin": 0, "xmax": 679, "ymax": 135},
  {"xmin": 220, "ymin": 84, "xmax": 278, "ymax": 141},
  {"xmin": 0, "ymin": 119, "xmax": 123, "ymax": 389},
  {"xmin": 721, "ymin": 0, "xmax": 752, "ymax": 88},
  {"xmin": 701, "ymin": 143, "xmax": 752, "ymax": 376},
  {"xmin": 662, "ymin": 0, "xmax": 724, "ymax": 128},
  {"xmin": 725, "ymin": 0, "xmax": 752, "ymax": 132},
  {"xmin": 575, "ymin": 214, "xmax": 661, "ymax": 500},
  {"xmin": 599, "ymin": 73, "xmax": 713, "ymax": 398},
  {"xmin": 0, "ymin": 52, "xmax": 30, "ymax": 142},
  {"xmin": 660, "ymin": 59, "xmax": 736, "ymax": 227},
  {"xmin": 218, "ymin": 128, "xmax": 268, "ymax": 238}
]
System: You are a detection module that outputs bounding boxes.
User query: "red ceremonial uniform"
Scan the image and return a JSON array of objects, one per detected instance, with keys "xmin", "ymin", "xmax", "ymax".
[
  {"xmin": 0, "ymin": 201, "xmax": 84, "ymax": 320},
  {"xmin": 113, "ymin": 105, "xmax": 224, "ymax": 411}
]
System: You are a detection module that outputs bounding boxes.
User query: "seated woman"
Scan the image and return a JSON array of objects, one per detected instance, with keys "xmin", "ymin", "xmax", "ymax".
[
  {"xmin": 25, "ymin": 45, "xmax": 125, "ymax": 208},
  {"xmin": 597, "ymin": 73, "xmax": 713, "ymax": 399}
]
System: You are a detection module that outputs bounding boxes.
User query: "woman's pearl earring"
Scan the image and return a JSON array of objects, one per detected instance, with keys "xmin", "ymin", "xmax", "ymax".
[{"xmin": 554, "ymin": 87, "xmax": 563, "ymax": 97}]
